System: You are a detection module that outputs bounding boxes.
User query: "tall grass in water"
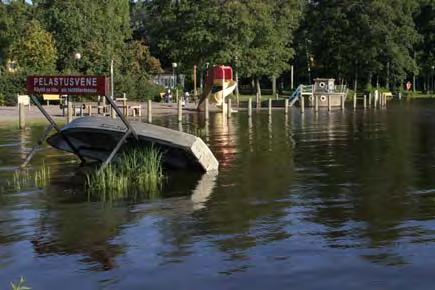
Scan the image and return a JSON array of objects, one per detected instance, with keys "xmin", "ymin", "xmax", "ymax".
[
  {"xmin": 86, "ymin": 146, "xmax": 164, "ymax": 201},
  {"xmin": 10, "ymin": 162, "xmax": 51, "ymax": 191}
]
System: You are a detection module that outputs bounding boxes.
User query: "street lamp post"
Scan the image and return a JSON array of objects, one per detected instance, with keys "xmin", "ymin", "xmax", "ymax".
[
  {"xmin": 172, "ymin": 62, "xmax": 178, "ymax": 89},
  {"xmin": 74, "ymin": 52, "xmax": 81, "ymax": 73}
]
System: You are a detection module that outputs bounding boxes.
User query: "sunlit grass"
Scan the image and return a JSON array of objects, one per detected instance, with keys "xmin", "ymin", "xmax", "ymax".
[
  {"xmin": 85, "ymin": 146, "xmax": 164, "ymax": 201},
  {"xmin": 9, "ymin": 162, "xmax": 51, "ymax": 192},
  {"xmin": 10, "ymin": 276, "xmax": 30, "ymax": 290}
]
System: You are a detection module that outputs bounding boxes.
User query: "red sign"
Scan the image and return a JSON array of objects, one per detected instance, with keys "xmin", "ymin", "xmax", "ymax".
[{"xmin": 26, "ymin": 76, "xmax": 110, "ymax": 95}]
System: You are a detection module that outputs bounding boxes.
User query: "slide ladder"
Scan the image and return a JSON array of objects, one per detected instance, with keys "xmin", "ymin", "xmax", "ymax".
[{"xmin": 289, "ymin": 84, "xmax": 313, "ymax": 107}]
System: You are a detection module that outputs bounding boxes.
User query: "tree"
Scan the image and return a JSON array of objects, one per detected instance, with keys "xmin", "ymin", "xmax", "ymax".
[
  {"xmin": 414, "ymin": 0, "xmax": 435, "ymax": 92},
  {"xmin": 142, "ymin": 0, "xmax": 302, "ymax": 96},
  {"xmin": 36, "ymin": 0, "xmax": 132, "ymax": 74},
  {"xmin": 8, "ymin": 19, "xmax": 57, "ymax": 73},
  {"xmin": 0, "ymin": 0, "xmax": 32, "ymax": 67},
  {"xmin": 304, "ymin": 0, "xmax": 419, "ymax": 89}
]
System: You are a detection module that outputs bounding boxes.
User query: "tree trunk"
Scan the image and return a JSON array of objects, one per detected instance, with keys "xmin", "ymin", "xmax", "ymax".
[{"xmin": 272, "ymin": 76, "xmax": 277, "ymax": 97}]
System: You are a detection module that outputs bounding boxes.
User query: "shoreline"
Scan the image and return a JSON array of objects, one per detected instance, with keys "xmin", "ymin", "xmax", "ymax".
[{"xmin": 0, "ymin": 101, "xmax": 215, "ymax": 125}]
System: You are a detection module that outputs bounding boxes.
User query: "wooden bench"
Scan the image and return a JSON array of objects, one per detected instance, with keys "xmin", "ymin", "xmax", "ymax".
[
  {"xmin": 42, "ymin": 94, "xmax": 60, "ymax": 106},
  {"xmin": 382, "ymin": 92, "xmax": 393, "ymax": 99}
]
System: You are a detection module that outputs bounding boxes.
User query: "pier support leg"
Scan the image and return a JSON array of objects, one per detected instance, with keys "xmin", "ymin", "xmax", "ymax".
[
  {"xmin": 300, "ymin": 96, "xmax": 305, "ymax": 114},
  {"xmin": 285, "ymin": 98, "xmax": 289, "ymax": 115},
  {"xmin": 147, "ymin": 99, "xmax": 152, "ymax": 123},
  {"xmin": 353, "ymin": 93, "xmax": 357, "ymax": 110},
  {"xmin": 268, "ymin": 98, "xmax": 272, "ymax": 115},
  {"xmin": 205, "ymin": 98, "xmax": 209, "ymax": 121},
  {"xmin": 248, "ymin": 98, "xmax": 252, "ymax": 117},
  {"xmin": 178, "ymin": 99, "xmax": 183, "ymax": 122},
  {"xmin": 19, "ymin": 103, "xmax": 25, "ymax": 129},
  {"xmin": 228, "ymin": 99, "xmax": 232, "ymax": 119}
]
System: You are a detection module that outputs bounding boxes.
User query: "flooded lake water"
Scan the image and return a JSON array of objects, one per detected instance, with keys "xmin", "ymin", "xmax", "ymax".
[{"xmin": 2, "ymin": 101, "xmax": 435, "ymax": 289}]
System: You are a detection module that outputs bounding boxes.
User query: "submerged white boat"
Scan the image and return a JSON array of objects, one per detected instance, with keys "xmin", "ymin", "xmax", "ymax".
[{"xmin": 47, "ymin": 117, "xmax": 219, "ymax": 172}]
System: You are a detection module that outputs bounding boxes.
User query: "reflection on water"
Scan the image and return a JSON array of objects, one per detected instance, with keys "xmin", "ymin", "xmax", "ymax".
[{"xmin": 2, "ymin": 102, "xmax": 435, "ymax": 289}]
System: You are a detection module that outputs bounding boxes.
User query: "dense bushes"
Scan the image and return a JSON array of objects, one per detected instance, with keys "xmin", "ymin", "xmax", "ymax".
[
  {"xmin": 0, "ymin": 72, "xmax": 26, "ymax": 106},
  {"xmin": 114, "ymin": 74, "xmax": 163, "ymax": 101}
]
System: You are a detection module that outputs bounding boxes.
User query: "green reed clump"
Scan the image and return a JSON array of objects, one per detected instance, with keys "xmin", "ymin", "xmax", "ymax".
[
  {"xmin": 86, "ymin": 146, "xmax": 164, "ymax": 201},
  {"xmin": 34, "ymin": 161, "xmax": 50, "ymax": 188},
  {"xmin": 10, "ymin": 276, "xmax": 30, "ymax": 290},
  {"xmin": 9, "ymin": 162, "xmax": 51, "ymax": 192}
]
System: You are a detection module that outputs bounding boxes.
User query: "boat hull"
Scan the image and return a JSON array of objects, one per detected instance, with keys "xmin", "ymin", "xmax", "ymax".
[{"xmin": 47, "ymin": 117, "xmax": 219, "ymax": 172}]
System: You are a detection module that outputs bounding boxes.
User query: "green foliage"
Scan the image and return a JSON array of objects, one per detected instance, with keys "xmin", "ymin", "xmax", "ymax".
[
  {"xmin": 9, "ymin": 162, "xmax": 51, "ymax": 192},
  {"xmin": 304, "ymin": 0, "xmax": 419, "ymax": 87},
  {"xmin": 0, "ymin": 1, "xmax": 31, "ymax": 66},
  {"xmin": 8, "ymin": 19, "xmax": 57, "ymax": 74},
  {"xmin": 86, "ymin": 147, "xmax": 164, "ymax": 202},
  {"xmin": 142, "ymin": 0, "xmax": 302, "ymax": 81},
  {"xmin": 0, "ymin": 72, "xmax": 26, "ymax": 106},
  {"xmin": 115, "ymin": 74, "xmax": 164, "ymax": 101},
  {"xmin": 37, "ymin": 0, "xmax": 132, "ymax": 74}
]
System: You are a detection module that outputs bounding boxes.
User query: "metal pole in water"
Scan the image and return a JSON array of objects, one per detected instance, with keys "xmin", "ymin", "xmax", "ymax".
[
  {"xmin": 369, "ymin": 93, "xmax": 372, "ymax": 108},
  {"xmin": 147, "ymin": 99, "xmax": 152, "ymax": 123},
  {"xmin": 315, "ymin": 95, "xmax": 319, "ymax": 112},
  {"xmin": 205, "ymin": 98, "xmax": 209, "ymax": 121},
  {"xmin": 300, "ymin": 96, "xmax": 305, "ymax": 114},
  {"xmin": 268, "ymin": 98, "xmax": 272, "ymax": 115},
  {"xmin": 19, "ymin": 103, "xmax": 25, "ymax": 129},
  {"xmin": 178, "ymin": 98, "xmax": 182, "ymax": 122},
  {"xmin": 248, "ymin": 97, "xmax": 252, "ymax": 117},
  {"xmin": 328, "ymin": 95, "xmax": 331, "ymax": 112},
  {"xmin": 285, "ymin": 98, "xmax": 289, "ymax": 114},
  {"xmin": 363, "ymin": 95, "xmax": 367, "ymax": 109}
]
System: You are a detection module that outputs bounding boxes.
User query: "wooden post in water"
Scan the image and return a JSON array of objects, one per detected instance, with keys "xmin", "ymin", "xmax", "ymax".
[
  {"xmin": 315, "ymin": 95, "xmax": 319, "ymax": 112},
  {"xmin": 88, "ymin": 105, "xmax": 92, "ymax": 116},
  {"xmin": 368, "ymin": 93, "xmax": 372, "ymax": 108},
  {"xmin": 248, "ymin": 97, "xmax": 252, "ymax": 117},
  {"xmin": 205, "ymin": 98, "xmax": 209, "ymax": 121},
  {"xmin": 363, "ymin": 95, "xmax": 367, "ymax": 109},
  {"xmin": 177, "ymin": 98, "xmax": 182, "ymax": 122},
  {"xmin": 19, "ymin": 103, "xmax": 25, "ymax": 129},
  {"xmin": 353, "ymin": 93, "xmax": 357, "ymax": 110},
  {"xmin": 341, "ymin": 94, "xmax": 345, "ymax": 110},
  {"xmin": 147, "ymin": 99, "xmax": 152, "ymax": 123},
  {"xmin": 67, "ymin": 97, "xmax": 72, "ymax": 124},
  {"xmin": 123, "ymin": 93, "xmax": 127, "ymax": 116},
  {"xmin": 228, "ymin": 98, "xmax": 232, "ymax": 119},
  {"xmin": 328, "ymin": 95, "xmax": 331, "ymax": 112},
  {"xmin": 268, "ymin": 98, "xmax": 272, "ymax": 115},
  {"xmin": 284, "ymin": 98, "xmax": 289, "ymax": 114},
  {"xmin": 300, "ymin": 96, "xmax": 305, "ymax": 114}
]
